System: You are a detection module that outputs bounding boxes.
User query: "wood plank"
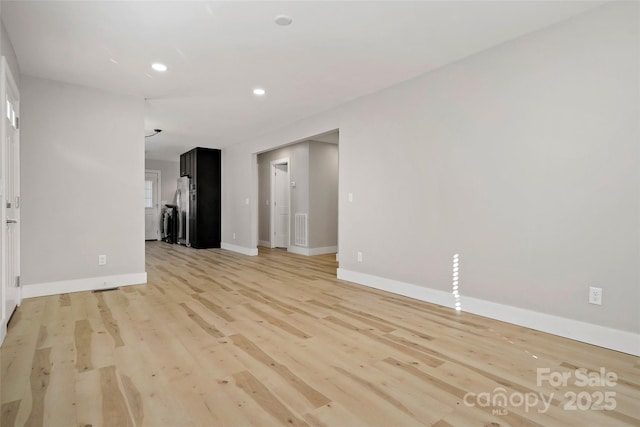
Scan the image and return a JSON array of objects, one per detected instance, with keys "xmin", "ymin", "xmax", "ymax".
[
  {"xmin": 243, "ymin": 304, "xmax": 311, "ymax": 339},
  {"xmin": 230, "ymin": 334, "xmax": 330, "ymax": 408},
  {"xmin": 332, "ymin": 365, "xmax": 423, "ymax": 422},
  {"xmin": 44, "ymin": 341, "xmax": 77, "ymax": 426},
  {"xmin": 232, "ymin": 370, "xmax": 309, "ymax": 427},
  {"xmin": 24, "ymin": 347, "xmax": 51, "ymax": 427},
  {"xmin": 179, "ymin": 302, "xmax": 225, "ymax": 338},
  {"xmin": 119, "ymin": 373, "xmax": 143, "ymax": 427},
  {"xmin": 59, "ymin": 294, "xmax": 71, "ymax": 307},
  {"xmin": 191, "ymin": 293, "xmax": 235, "ymax": 322},
  {"xmin": 1, "ymin": 400, "xmax": 20, "ymax": 427},
  {"xmin": 100, "ymin": 366, "xmax": 134, "ymax": 427},
  {"xmin": 94, "ymin": 293, "xmax": 125, "ymax": 347},
  {"xmin": 74, "ymin": 319, "xmax": 93, "ymax": 372}
]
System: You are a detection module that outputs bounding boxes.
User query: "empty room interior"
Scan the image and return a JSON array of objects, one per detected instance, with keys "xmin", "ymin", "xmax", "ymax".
[{"xmin": 0, "ymin": 1, "xmax": 639, "ymax": 426}]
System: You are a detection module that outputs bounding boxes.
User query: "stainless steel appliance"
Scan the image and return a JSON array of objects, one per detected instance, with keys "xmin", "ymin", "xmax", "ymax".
[{"xmin": 176, "ymin": 176, "xmax": 190, "ymax": 246}]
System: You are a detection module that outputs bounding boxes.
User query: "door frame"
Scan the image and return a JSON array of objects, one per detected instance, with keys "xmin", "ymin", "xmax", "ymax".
[
  {"xmin": 145, "ymin": 169, "xmax": 162, "ymax": 241},
  {"xmin": 0, "ymin": 56, "xmax": 20, "ymax": 344},
  {"xmin": 269, "ymin": 158, "xmax": 290, "ymax": 249}
]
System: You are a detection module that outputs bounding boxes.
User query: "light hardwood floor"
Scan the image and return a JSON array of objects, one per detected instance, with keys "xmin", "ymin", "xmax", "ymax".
[{"xmin": 1, "ymin": 242, "xmax": 639, "ymax": 426}]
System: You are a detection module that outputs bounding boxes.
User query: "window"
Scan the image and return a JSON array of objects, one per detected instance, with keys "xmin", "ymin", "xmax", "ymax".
[
  {"xmin": 144, "ymin": 180, "xmax": 153, "ymax": 208},
  {"xmin": 6, "ymin": 97, "xmax": 17, "ymax": 129}
]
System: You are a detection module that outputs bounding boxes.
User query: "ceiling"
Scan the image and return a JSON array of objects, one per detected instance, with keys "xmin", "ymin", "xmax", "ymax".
[{"xmin": 2, "ymin": 1, "xmax": 603, "ymax": 161}]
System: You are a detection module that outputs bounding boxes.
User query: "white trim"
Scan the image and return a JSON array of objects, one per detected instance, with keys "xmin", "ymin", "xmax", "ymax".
[
  {"xmin": 270, "ymin": 157, "xmax": 290, "ymax": 249},
  {"xmin": 287, "ymin": 246, "xmax": 307, "ymax": 256},
  {"xmin": 288, "ymin": 245, "xmax": 338, "ymax": 256},
  {"xmin": 1, "ymin": 56, "xmax": 21, "ymax": 337},
  {"xmin": 338, "ymin": 268, "xmax": 453, "ymax": 307},
  {"xmin": 310, "ymin": 246, "xmax": 337, "ymax": 256},
  {"xmin": 258, "ymin": 240, "xmax": 271, "ymax": 248},
  {"xmin": 337, "ymin": 268, "xmax": 640, "ymax": 357},
  {"xmin": 221, "ymin": 242, "xmax": 258, "ymax": 256},
  {"xmin": 21, "ymin": 272, "xmax": 147, "ymax": 299}
]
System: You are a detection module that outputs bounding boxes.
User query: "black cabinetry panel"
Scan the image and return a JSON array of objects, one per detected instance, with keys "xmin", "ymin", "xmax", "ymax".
[
  {"xmin": 179, "ymin": 147, "xmax": 221, "ymax": 249},
  {"xmin": 180, "ymin": 154, "xmax": 186, "ymax": 176},
  {"xmin": 180, "ymin": 149, "xmax": 198, "ymax": 178}
]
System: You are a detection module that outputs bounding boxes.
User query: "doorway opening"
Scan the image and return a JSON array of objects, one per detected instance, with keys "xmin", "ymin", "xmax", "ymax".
[
  {"xmin": 145, "ymin": 169, "xmax": 161, "ymax": 241},
  {"xmin": 256, "ymin": 129, "xmax": 338, "ymax": 259}
]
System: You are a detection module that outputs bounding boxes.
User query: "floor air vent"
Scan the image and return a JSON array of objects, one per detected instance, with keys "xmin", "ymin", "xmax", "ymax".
[{"xmin": 93, "ymin": 287, "xmax": 120, "ymax": 293}]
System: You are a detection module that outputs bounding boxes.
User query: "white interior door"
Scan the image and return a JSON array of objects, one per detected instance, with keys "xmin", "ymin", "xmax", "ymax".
[
  {"xmin": 272, "ymin": 163, "xmax": 290, "ymax": 248},
  {"xmin": 1, "ymin": 57, "xmax": 20, "ymax": 343},
  {"xmin": 145, "ymin": 170, "xmax": 161, "ymax": 241}
]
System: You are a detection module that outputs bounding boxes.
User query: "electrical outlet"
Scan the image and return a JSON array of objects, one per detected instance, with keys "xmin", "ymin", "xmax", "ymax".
[
  {"xmin": 357, "ymin": 251, "xmax": 363, "ymax": 262},
  {"xmin": 98, "ymin": 255, "xmax": 107, "ymax": 266},
  {"xmin": 233, "ymin": 233, "xmax": 236, "ymax": 240},
  {"xmin": 589, "ymin": 286, "xmax": 602, "ymax": 305}
]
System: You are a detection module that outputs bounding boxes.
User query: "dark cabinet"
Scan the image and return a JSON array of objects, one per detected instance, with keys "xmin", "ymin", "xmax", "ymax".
[
  {"xmin": 179, "ymin": 147, "xmax": 221, "ymax": 249},
  {"xmin": 180, "ymin": 153, "xmax": 187, "ymax": 176},
  {"xmin": 180, "ymin": 149, "xmax": 196, "ymax": 177}
]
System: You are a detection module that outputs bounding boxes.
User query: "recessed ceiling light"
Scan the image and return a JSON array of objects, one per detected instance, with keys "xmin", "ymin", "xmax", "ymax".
[
  {"xmin": 253, "ymin": 88, "xmax": 266, "ymax": 96},
  {"xmin": 151, "ymin": 63, "xmax": 167, "ymax": 72},
  {"xmin": 274, "ymin": 15, "xmax": 292, "ymax": 26}
]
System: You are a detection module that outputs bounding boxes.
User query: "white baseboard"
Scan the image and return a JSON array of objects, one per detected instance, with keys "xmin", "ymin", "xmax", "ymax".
[
  {"xmin": 287, "ymin": 246, "xmax": 306, "ymax": 255},
  {"xmin": 258, "ymin": 240, "xmax": 271, "ymax": 248},
  {"xmin": 21, "ymin": 272, "xmax": 148, "ymax": 299},
  {"xmin": 221, "ymin": 242, "xmax": 258, "ymax": 256},
  {"xmin": 288, "ymin": 245, "xmax": 338, "ymax": 256},
  {"xmin": 0, "ymin": 322, "xmax": 6, "ymax": 346},
  {"xmin": 310, "ymin": 246, "xmax": 338, "ymax": 256},
  {"xmin": 337, "ymin": 268, "xmax": 640, "ymax": 357}
]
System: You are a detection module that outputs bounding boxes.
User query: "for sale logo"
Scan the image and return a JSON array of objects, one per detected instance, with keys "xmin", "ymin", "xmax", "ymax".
[
  {"xmin": 463, "ymin": 367, "xmax": 618, "ymax": 416},
  {"xmin": 537, "ymin": 367, "xmax": 617, "ymax": 412}
]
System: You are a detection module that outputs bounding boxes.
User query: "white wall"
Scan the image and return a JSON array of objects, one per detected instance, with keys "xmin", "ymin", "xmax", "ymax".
[
  {"xmin": 145, "ymin": 158, "xmax": 179, "ymax": 206},
  {"xmin": 339, "ymin": 1, "xmax": 638, "ymax": 334},
  {"xmin": 0, "ymin": 19, "xmax": 19, "ymax": 86},
  {"xmin": 309, "ymin": 142, "xmax": 338, "ymax": 249},
  {"xmin": 222, "ymin": 2, "xmax": 639, "ymax": 353},
  {"xmin": 21, "ymin": 76, "xmax": 146, "ymax": 294},
  {"xmin": 289, "ymin": 142, "xmax": 310, "ymax": 248}
]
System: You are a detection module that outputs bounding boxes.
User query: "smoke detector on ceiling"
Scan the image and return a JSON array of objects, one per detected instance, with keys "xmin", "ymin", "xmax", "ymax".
[{"xmin": 274, "ymin": 15, "xmax": 292, "ymax": 26}]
